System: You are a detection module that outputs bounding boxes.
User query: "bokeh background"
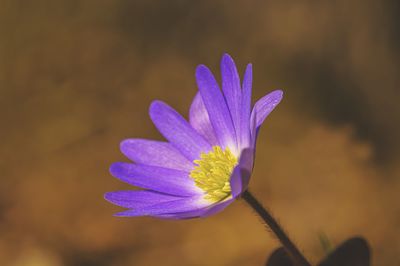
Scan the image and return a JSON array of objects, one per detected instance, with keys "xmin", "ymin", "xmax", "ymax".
[{"xmin": 1, "ymin": 1, "xmax": 399, "ymax": 265}]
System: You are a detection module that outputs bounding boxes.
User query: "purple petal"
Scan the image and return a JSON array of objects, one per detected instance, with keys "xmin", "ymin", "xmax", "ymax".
[
  {"xmin": 153, "ymin": 208, "xmax": 208, "ymax": 219},
  {"xmin": 221, "ymin": 54, "xmax": 241, "ymax": 140},
  {"xmin": 239, "ymin": 63, "xmax": 252, "ymax": 149},
  {"xmin": 110, "ymin": 162, "xmax": 201, "ymax": 196},
  {"xmin": 200, "ymin": 198, "xmax": 234, "ymax": 217},
  {"xmin": 230, "ymin": 148, "xmax": 254, "ymax": 197},
  {"xmin": 238, "ymin": 148, "xmax": 254, "ymax": 192},
  {"xmin": 120, "ymin": 139, "xmax": 194, "ymax": 171},
  {"xmin": 196, "ymin": 65, "xmax": 238, "ymax": 152},
  {"xmin": 154, "ymin": 198, "xmax": 235, "ymax": 219},
  {"xmin": 250, "ymin": 106, "xmax": 257, "ymax": 147},
  {"xmin": 250, "ymin": 90, "xmax": 283, "ymax": 136},
  {"xmin": 189, "ymin": 93, "xmax": 218, "ymax": 145},
  {"xmin": 114, "ymin": 196, "xmax": 210, "ymax": 217},
  {"xmin": 149, "ymin": 101, "xmax": 212, "ymax": 161},
  {"xmin": 104, "ymin": 190, "xmax": 183, "ymax": 208},
  {"xmin": 238, "ymin": 148, "xmax": 255, "ymax": 174},
  {"xmin": 229, "ymin": 166, "xmax": 243, "ymax": 198}
]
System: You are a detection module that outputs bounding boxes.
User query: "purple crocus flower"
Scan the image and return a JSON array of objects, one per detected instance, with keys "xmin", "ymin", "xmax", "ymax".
[{"xmin": 105, "ymin": 54, "xmax": 283, "ymax": 219}]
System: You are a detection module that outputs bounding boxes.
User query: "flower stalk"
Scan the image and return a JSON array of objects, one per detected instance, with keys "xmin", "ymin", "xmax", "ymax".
[{"xmin": 242, "ymin": 190, "xmax": 311, "ymax": 266}]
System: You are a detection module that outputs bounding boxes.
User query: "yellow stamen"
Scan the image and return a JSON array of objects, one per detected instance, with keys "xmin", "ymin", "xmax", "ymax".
[{"xmin": 190, "ymin": 146, "xmax": 238, "ymax": 202}]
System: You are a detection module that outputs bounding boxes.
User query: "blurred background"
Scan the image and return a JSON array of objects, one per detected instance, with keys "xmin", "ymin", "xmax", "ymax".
[{"xmin": 1, "ymin": 0, "xmax": 399, "ymax": 265}]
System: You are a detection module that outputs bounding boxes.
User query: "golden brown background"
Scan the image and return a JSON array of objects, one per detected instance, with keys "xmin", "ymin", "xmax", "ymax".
[{"xmin": 1, "ymin": 1, "xmax": 399, "ymax": 265}]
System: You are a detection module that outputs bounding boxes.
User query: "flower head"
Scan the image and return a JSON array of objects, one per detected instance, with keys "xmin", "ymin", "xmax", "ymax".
[{"xmin": 105, "ymin": 54, "xmax": 283, "ymax": 219}]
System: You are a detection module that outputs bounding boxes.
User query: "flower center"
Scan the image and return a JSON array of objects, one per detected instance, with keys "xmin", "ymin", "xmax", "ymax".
[{"xmin": 190, "ymin": 146, "xmax": 238, "ymax": 202}]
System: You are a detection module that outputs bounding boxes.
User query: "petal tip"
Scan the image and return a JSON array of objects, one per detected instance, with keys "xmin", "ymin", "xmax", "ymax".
[
  {"xmin": 109, "ymin": 162, "xmax": 125, "ymax": 177},
  {"xmin": 149, "ymin": 100, "xmax": 172, "ymax": 123},
  {"xmin": 119, "ymin": 139, "xmax": 132, "ymax": 154},
  {"xmin": 104, "ymin": 192, "xmax": 127, "ymax": 208},
  {"xmin": 104, "ymin": 192, "xmax": 115, "ymax": 203},
  {"xmin": 221, "ymin": 53, "xmax": 234, "ymax": 64},
  {"xmin": 268, "ymin": 90, "xmax": 284, "ymax": 106},
  {"xmin": 195, "ymin": 64, "xmax": 211, "ymax": 78},
  {"xmin": 273, "ymin": 89, "xmax": 284, "ymax": 99},
  {"xmin": 195, "ymin": 65, "xmax": 218, "ymax": 92},
  {"xmin": 113, "ymin": 209, "xmax": 141, "ymax": 217},
  {"xmin": 149, "ymin": 100, "xmax": 163, "ymax": 113},
  {"xmin": 113, "ymin": 212, "xmax": 131, "ymax": 217}
]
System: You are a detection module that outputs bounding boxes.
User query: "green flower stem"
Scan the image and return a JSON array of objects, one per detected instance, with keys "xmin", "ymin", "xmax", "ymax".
[{"xmin": 242, "ymin": 190, "xmax": 311, "ymax": 266}]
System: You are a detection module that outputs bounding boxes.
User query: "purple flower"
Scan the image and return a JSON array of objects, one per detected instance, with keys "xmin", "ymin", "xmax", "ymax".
[{"xmin": 105, "ymin": 54, "xmax": 283, "ymax": 219}]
